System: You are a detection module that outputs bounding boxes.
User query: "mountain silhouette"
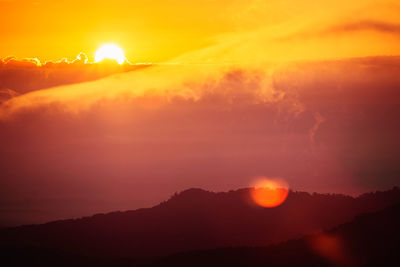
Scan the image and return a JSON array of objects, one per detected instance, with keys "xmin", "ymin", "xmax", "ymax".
[
  {"xmin": 1, "ymin": 187, "xmax": 399, "ymax": 261},
  {"xmin": 141, "ymin": 201, "xmax": 400, "ymax": 267}
]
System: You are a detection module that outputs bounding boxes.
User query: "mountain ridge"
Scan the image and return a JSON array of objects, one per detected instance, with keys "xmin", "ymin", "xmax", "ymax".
[
  {"xmin": 142, "ymin": 202, "xmax": 400, "ymax": 266},
  {"xmin": 1, "ymin": 186, "xmax": 399, "ymax": 259}
]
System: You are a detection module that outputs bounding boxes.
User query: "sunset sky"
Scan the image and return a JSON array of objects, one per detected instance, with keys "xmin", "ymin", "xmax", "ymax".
[
  {"xmin": 1, "ymin": 0, "xmax": 400, "ymax": 226},
  {"xmin": 1, "ymin": 0, "xmax": 400, "ymax": 62}
]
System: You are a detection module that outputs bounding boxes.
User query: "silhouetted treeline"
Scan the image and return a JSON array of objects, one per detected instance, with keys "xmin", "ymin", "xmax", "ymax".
[{"xmin": 1, "ymin": 187, "xmax": 399, "ymax": 263}]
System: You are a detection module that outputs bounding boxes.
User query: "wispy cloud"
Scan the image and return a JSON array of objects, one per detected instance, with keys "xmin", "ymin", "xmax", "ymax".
[{"xmin": 277, "ymin": 20, "xmax": 400, "ymax": 42}]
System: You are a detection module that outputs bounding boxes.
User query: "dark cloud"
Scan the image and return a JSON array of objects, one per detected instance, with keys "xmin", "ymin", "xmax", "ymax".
[
  {"xmin": 273, "ymin": 56, "xmax": 400, "ymax": 188},
  {"xmin": 277, "ymin": 20, "xmax": 400, "ymax": 41},
  {"xmin": 328, "ymin": 20, "xmax": 400, "ymax": 35},
  {"xmin": 0, "ymin": 53, "xmax": 150, "ymax": 99}
]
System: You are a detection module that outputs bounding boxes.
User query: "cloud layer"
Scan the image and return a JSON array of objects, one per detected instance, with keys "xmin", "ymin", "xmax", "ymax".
[
  {"xmin": 0, "ymin": 53, "xmax": 148, "ymax": 100},
  {"xmin": 1, "ymin": 56, "xmax": 399, "ymax": 226},
  {"xmin": 1, "ymin": 0, "xmax": 400, "ymax": 226}
]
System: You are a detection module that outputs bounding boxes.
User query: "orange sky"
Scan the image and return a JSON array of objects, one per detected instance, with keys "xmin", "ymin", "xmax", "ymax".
[
  {"xmin": 1, "ymin": 0, "xmax": 400, "ymax": 63},
  {"xmin": 0, "ymin": 0, "xmax": 234, "ymax": 62}
]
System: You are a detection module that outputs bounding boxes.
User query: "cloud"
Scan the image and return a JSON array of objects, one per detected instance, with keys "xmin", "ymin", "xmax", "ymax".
[
  {"xmin": 1, "ymin": 0, "xmax": 400, "ymax": 226},
  {"xmin": 278, "ymin": 20, "xmax": 400, "ymax": 42},
  {"xmin": 0, "ymin": 53, "xmax": 150, "ymax": 99},
  {"xmin": 1, "ymin": 56, "xmax": 400, "ymax": 226},
  {"xmin": 1, "ymin": 56, "xmax": 41, "ymax": 66},
  {"xmin": 0, "ymin": 88, "xmax": 18, "ymax": 102},
  {"xmin": 329, "ymin": 20, "xmax": 400, "ymax": 35}
]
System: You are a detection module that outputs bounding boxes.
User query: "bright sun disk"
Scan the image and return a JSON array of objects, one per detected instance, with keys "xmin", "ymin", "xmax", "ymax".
[{"xmin": 95, "ymin": 44, "xmax": 125, "ymax": 64}]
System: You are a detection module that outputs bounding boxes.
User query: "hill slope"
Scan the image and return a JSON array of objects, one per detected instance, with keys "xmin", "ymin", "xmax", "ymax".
[
  {"xmin": 149, "ymin": 202, "xmax": 400, "ymax": 266},
  {"xmin": 1, "ymin": 187, "xmax": 399, "ymax": 259}
]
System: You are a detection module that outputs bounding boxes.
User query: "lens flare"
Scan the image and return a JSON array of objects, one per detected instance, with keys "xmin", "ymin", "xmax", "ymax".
[
  {"xmin": 309, "ymin": 234, "xmax": 349, "ymax": 265},
  {"xmin": 95, "ymin": 43, "xmax": 125, "ymax": 65},
  {"xmin": 250, "ymin": 177, "xmax": 289, "ymax": 208}
]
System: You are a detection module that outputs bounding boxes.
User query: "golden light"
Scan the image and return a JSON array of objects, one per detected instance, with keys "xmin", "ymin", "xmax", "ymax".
[
  {"xmin": 250, "ymin": 177, "xmax": 289, "ymax": 208},
  {"xmin": 95, "ymin": 44, "xmax": 126, "ymax": 65}
]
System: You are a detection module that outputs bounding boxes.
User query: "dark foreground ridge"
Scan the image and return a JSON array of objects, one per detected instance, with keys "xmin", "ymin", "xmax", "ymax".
[
  {"xmin": 141, "ymin": 201, "xmax": 400, "ymax": 266},
  {"xmin": 1, "ymin": 187, "xmax": 399, "ymax": 266}
]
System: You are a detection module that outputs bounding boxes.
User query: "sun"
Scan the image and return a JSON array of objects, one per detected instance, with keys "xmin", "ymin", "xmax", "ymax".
[
  {"xmin": 250, "ymin": 177, "xmax": 289, "ymax": 208},
  {"xmin": 95, "ymin": 43, "xmax": 126, "ymax": 65}
]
